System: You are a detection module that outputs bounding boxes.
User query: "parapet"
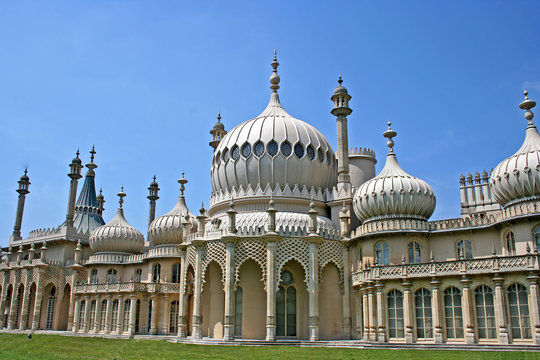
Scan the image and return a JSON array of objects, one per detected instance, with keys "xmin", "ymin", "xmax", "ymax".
[
  {"xmin": 348, "ymin": 147, "xmax": 376, "ymax": 161},
  {"xmin": 459, "ymin": 170, "xmax": 500, "ymax": 216}
]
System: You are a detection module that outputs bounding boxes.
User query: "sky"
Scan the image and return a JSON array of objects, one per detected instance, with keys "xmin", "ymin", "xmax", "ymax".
[{"xmin": 1, "ymin": 1, "xmax": 539, "ymax": 247}]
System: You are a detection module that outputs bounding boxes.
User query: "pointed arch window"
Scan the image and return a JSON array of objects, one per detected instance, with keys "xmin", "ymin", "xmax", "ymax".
[
  {"xmin": 78, "ymin": 300, "xmax": 86, "ymax": 331},
  {"xmin": 505, "ymin": 231, "xmax": 516, "ymax": 256},
  {"xmin": 45, "ymin": 287, "xmax": 56, "ymax": 330},
  {"xmin": 90, "ymin": 269, "xmax": 98, "ymax": 284},
  {"xmin": 457, "ymin": 240, "xmax": 472, "ymax": 259},
  {"xmin": 135, "ymin": 268, "xmax": 142, "ymax": 282},
  {"xmin": 231, "ymin": 145, "xmax": 239, "ymax": 161},
  {"xmin": 122, "ymin": 300, "xmax": 130, "ymax": 333},
  {"xmin": 99, "ymin": 300, "xmax": 107, "ymax": 332},
  {"xmin": 387, "ymin": 289, "xmax": 404, "ymax": 338},
  {"xmin": 111, "ymin": 300, "xmax": 119, "ymax": 333},
  {"xmin": 375, "ymin": 241, "xmax": 389, "ymax": 265},
  {"xmin": 152, "ymin": 264, "xmax": 161, "ymax": 282},
  {"xmin": 294, "ymin": 143, "xmax": 305, "ymax": 159},
  {"xmin": 172, "ymin": 264, "xmax": 180, "ymax": 283},
  {"xmin": 254, "ymin": 141, "xmax": 265, "ymax": 157},
  {"xmin": 280, "ymin": 141, "xmax": 292, "ymax": 157},
  {"xmin": 474, "ymin": 285, "xmax": 496, "ymax": 339},
  {"xmin": 415, "ymin": 288, "xmax": 433, "ymax": 338},
  {"xmin": 88, "ymin": 300, "xmax": 96, "ymax": 330},
  {"xmin": 408, "ymin": 241, "xmax": 421, "ymax": 264},
  {"xmin": 276, "ymin": 270, "xmax": 296, "ymax": 337},
  {"xmin": 508, "ymin": 283, "xmax": 531, "ymax": 339},
  {"xmin": 267, "ymin": 140, "xmax": 278, "ymax": 157},
  {"xmin": 444, "ymin": 287, "xmax": 463, "ymax": 339},
  {"xmin": 306, "ymin": 145, "xmax": 315, "ymax": 160},
  {"xmin": 317, "ymin": 148, "xmax": 324, "ymax": 163}
]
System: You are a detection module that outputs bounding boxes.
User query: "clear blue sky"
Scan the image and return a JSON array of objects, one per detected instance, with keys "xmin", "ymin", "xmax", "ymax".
[{"xmin": 1, "ymin": 1, "xmax": 539, "ymax": 246}]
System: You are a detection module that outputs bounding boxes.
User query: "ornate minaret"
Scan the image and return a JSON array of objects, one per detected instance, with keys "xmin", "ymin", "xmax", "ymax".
[
  {"xmin": 147, "ymin": 175, "xmax": 160, "ymax": 227},
  {"xmin": 65, "ymin": 150, "xmax": 83, "ymax": 228},
  {"xmin": 210, "ymin": 113, "xmax": 227, "ymax": 150},
  {"xmin": 97, "ymin": 188, "xmax": 105, "ymax": 213},
  {"xmin": 10, "ymin": 168, "xmax": 31, "ymax": 242},
  {"xmin": 331, "ymin": 75, "xmax": 352, "ymax": 185}
]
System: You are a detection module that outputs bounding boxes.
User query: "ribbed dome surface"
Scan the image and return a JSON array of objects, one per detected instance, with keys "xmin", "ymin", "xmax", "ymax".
[
  {"xmin": 490, "ymin": 124, "xmax": 540, "ymax": 207},
  {"xmin": 90, "ymin": 208, "xmax": 144, "ymax": 254},
  {"xmin": 211, "ymin": 92, "xmax": 337, "ymax": 203},
  {"xmin": 148, "ymin": 196, "xmax": 197, "ymax": 246}
]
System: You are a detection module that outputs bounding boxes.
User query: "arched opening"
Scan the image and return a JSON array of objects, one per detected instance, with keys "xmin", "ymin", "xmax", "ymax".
[
  {"xmin": 319, "ymin": 263, "xmax": 343, "ymax": 340},
  {"xmin": 15, "ymin": 284, "xmax": 24, "ymax": 329},
  {"xmin": 170, "ymin": 300, "xmax": 179, "ymax": 334},
  {"xmin": 507, "ymin": 283, "xmax": 531, "ymax": 339},
  {"xmin": 3, "ymin": 285, "xmax": 12, "ymax": 328},
  {"xmin": 443, "ymin": 286, "xmax": 463, "ymax": 339},
  {"xmin": 40, "ymin": 283, "xmax": 56, "ymax": 330},
  {"xmin": 99, "ymin": 299, "xmax": 107, "ymax": 332},
  {"xmin": 122, "ymin": 299, "xmax": 130, "ymax": 333},
  {"xmin": 415, "ymin": 288, "xmax": 433, "ymax": 339},
  {"xmin": 26, "ymin": 283, "xmax": 36, "ymax": 329},
  {"xmin": 387, "ymin": 289, "xmax": 404, "ymax": 339},
  {"xmin": 88, "ymin": 300, "xmax": 96, "ymax": 331},
  {"xmin": 277, "ymin": 260, "xmax": 308, "ymax": 339},
  {"xmin": 152, "ymin": 264, "xmax": 161, "ymax": 282},
  {"xmin": 172, "ymin": 263, "xmax": 180, "ymax": 283},
  {"xmin": 135, "ymin": 299, "xmax": 141, "ymax": 334},
  {"xmin": 58, "ymin": 284, "xmax": 71, "ymax": 330},
  {"xmin": 111, "ymin": 299, "xmax": 119, "ymax": 333},
  {"xmin": 185, "ymin": 266, "xmax": 195, "ymax": 336},
  {"xmin": 474, "ymin": 285, "xmax": 496, "ymax": 339},
  {"xmin": 238, "ymin": 259, "xmax": 266, "ymax": 339},
  {"xmin": 234, "ymin": 287, "xmax": 243, "ymax": 337},
  {"xmin": 201, "ymin": 261, "xmax": 224, "ymax": 338}
]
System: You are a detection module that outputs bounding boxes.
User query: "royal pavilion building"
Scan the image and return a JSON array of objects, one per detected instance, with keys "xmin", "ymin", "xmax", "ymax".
[{"xmin": 1, "ymin": 54, "xmax": 540, "ymax": 346}]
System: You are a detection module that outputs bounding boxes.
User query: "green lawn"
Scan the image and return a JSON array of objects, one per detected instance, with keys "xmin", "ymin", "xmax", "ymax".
[{"xmin": 0, "ymin": 333, "xmax": 537, "ymax": 360}]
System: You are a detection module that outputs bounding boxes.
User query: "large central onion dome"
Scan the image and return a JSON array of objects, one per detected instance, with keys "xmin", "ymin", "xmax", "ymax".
[
  {"xmin": 353, "ymin": 123, "xmax": 436, "ymax": 223},
  {"xmin": 210, "ymin": 53, "xmax": 337, "ymax": 210},
  {"xmin": 90, "ymin": 188, "xmax": 144, "ymax": 254},
  {"xmin": 491, "ymin": 91, "xmax": 540, "ymax": 207},
  {"xmin": 148, "ymin": 172, "xmax": 197, "ymax": 246}
]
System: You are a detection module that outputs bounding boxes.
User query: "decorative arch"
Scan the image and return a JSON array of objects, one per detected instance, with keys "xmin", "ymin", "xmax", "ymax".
[
  {"xmin": 276, "ymin": 238, "xmax": 309, "ymax": 286},
  {"xmin": 202, "ymin": 241, "xmax": 226, "ymax": 287},
  {"xmin": 202, "ymin": 259, "xmax": 225, "ymax": 288},
  {"xmin": 318, "ymin": 240, "xmax": 344, "ymax": 289},
  {"xmin": 234, "ymin": 240, "xmax": 267, "ymax": 289}
]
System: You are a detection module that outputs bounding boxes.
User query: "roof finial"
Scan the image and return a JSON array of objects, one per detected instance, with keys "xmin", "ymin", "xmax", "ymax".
[
  {"xmin": 178, "ymin": 170, "xmax": 188, "ymax": 196},
  {"xmin": 270, "ymin": 50, "xmax": 280, "ymax": 93},
  {"xmin": 520, "ymin": 89, "xmax": 536, "ymax": 126},
  {"xmin": 383, "ymin": 121, "xmax": 397, "ymax": 154},
  {"xmin": 117, "ymin": 185, "xmax": 126, "ymax": 209},
  {"xmin": 153, "ymin": 174, "xmax": 156, "ymax": 182},
  {"xmin": 24, "ymin": 167, "xmax": 28, "ymax": 176},
  {"xmin": 338, "ymin": 73, "xmax": 343, "ymax": 85},
  {"xmin": 217, "ymin": 112, "xmax": 221, "ymax": 122},
  {"xmin": 90, "ymin": 145, "xmax": 96, "ymax": 163},
  {"xmin": 76, "ymin": 149, "xmax": 80, "ymax": 158}
]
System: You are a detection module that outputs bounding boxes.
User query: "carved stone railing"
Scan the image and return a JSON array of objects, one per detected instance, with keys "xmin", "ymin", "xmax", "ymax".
[
  {"xmin": 147, "ymin": 246, "xmax": 181, "ymax": 258},
  {"xmin": 73, "ymin": 282, "xmax": 180, "ymax": 294},
  {"xmin": 352, "ymin": 254, "xmax": 538, "ymax": 286}
]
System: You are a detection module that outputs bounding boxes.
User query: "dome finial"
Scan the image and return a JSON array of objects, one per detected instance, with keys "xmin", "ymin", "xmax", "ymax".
[
  {"xmin": 90, "ymin": 145, "xmax": 96, "ymax": 163},
  {"xmin": 383, "ymin": 121, "xmax": 397, "ymax": 153},
  {"xmin": 217, "ymin": 112, "xmax": 221, "ymax": 122},
  {"xmin": 117, "ymin": 186, "xmax": 126, "ymax": 209},
  {"xmin": 338, "ymin": 73, "xmax": 343, "ymax": 86},
  {"xmin": 520, "ymin": 89, "xmax": 536, "ymax": 126},
  {"xmin": 270, "ymin": 50, "xmax": 280, "ymax": 93},
  {"xmin": 178, "ymin": 170, "xmax": 188, "ymax": 196}
]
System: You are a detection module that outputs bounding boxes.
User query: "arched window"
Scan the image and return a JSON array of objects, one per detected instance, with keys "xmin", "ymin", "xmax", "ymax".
[
  {"xmin": 408, "ymin": 241, "xmax": 421, "ymax": 264},
  {"xmin": 474, "ymin": 285, "xmax": 496, "ymax": 339},
  {"xmin": 147, "ymin": 301, "xmax": 152, "ymax": 332},
  {"xmin": 375, "ymin": 242, "xmax": 389, "ymax": 265},
  {"xmin": 90, "ymin": 269, "xmax": 98, "ymax": 284},
  {"xmin": 45, "ymin": 286, "xmax": 56, "ymax": 330},
  {"xmin": 78, "ymin": 300, "xmax": 86, "ymax": 331},
  {"xmin": 235, "ymin": 287, "xmax": 243, "ymax": 337},
  {"xmin": 110, "ymin": 300, "xmax": 119, "ymax": 333},
  {"xmin": 276, "ymin": 270, "xmax": 296, "ymax": 337},
  {"xmin": 122, "ymin": 300, "xmax": 130, "ymax": 333},
  {"xmin": 172, "ymin": 264, "xmax": 180, "ymax": 283},
  {"xmin": 357, "ymin": 245, "xmax": 363, "ymax": 270},
  {"xmin": 99, "ymin": 300, "xmax": 107, "ymax": 332},
  {"xmin": 135, "ymin": 300, "xmax": 141, "ymax": 333},
  {"xmin": 505, "ymin": 231, "xmax": 516, "ymax": 256},
  {"xmin": 89, "ymin": 300, "xmax": 96, "ymax": 330},
  {"xmin": 415, "ymin": 288, "xmax": 433, "ymax": 338},
  {"xmin": 107, "ymin": 269, "xmax": 117, "ymax": 283},
  {"xmin": 457, "ymin": 240, "xmax": 472, "ymax": 259},
  {"xmin": 169, "ymin": 300, "xmax": 179, "ymax": 334},
  {"xmin": 135, "ymin": 268, "xmax": 142, "ymax": 282},
  {"xmin": 152, "ymin": 264, "xmax": 161, "ymax": 282},
  {"xmin": 508, "ymin": 284, "xmax": 531, "ymax": 339},
  {"xmin": 444, "ymin": 287, "xmax": 463, "ymax": 339},
  {"xmin": 387, "ymin": 289, "xmax": 404, "ymax": 338},
  {"xmin": 535, "ymin": 227, "xmax": 540, "ymax": 252}
]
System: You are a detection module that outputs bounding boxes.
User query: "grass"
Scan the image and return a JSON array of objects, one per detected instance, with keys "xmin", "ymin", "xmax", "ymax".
[{"xmin": 0, "ymin": 333, "xmax": 538, "ymax": 360}]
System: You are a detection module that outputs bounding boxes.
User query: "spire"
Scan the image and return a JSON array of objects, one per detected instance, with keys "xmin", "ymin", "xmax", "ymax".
[
  {"xmin": 97, "ymin": 188, "xmax": 105, "ymax": 211},
  {"xmin": 11, "ymin": 168, "xmax": 31, "ymax": 241},
  {"xmin": 118, "ymin": 186, "xmax": 126, "ymax": 209},
  {"xmin": 331, "ymin": 74, "xmax": 352, "ymax": 185},
  {"xmin": 86, "ymin": 146, "xmax": 97, "ymax": 173},
  {"xmin": 270, "ymin": 50, "xmax": 280, "ymax": 93},
  {"xmin": 520, "ymin": 89, "xmax": 536, "ymax": 126},
  {"xmin": 147, "ymin": 175, "xmax": 159, "ymax": 227},
  {"xmin": 210, "ymin": 112, "xmax": 227, "ymax": 149},
  {"xmin": 383, "ymin": 121, "xmax": 397, "ymax": 154},
  {"xmin": 178, "ymin": 171, "xmax": 188, "ymax": 196}
]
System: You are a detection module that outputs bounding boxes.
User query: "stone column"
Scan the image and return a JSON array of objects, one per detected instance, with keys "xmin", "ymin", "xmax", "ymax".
[
  {"xmin": 31, "ymin": 268, "xmax": 45, "ymax": 330},
  {"xmin": 82, "ymin": 296, "xmax": 91, "ymax": 333},
  {"xmin": 342, "ymin": 246, "xmax": 352, "ymax": 339},
  {"xmin": 266, "ymin": 240, "xmax": 277, "ymax": 341},
  {"xmin": 461, "ymin": 277, "xmax": 476, "ymax": 344},
  {"xmin": 72, "ymin": 297, "xmax": 81, "ymax": 332},
  {"xmin": 493, "ymin": 275, "xmax": 510, "ymax": 344},
  {"xmin": 177, "ymin": 249, "xmax": 187, "ymax": 338},
  {"xmin": 191, "ymin": 244, "xmax": 203, "ymax": 339},
  {"xmin": 19, "ymin": 270, "xmax": 31, "ymax": 330},
  {"xmin": 104, "ymin": 295, "xmax": 112, "ymax": 334},
  {"xmin": 128, "ymin": 295, "xmax": 137, "ymax": 337},
  {"xmin": 161, "ymin": 295, "xmax": 170, "ymax": 334},
  {"xmin": 93, "ymin": 295, "xmax": 101, "ymax": 333},
  {"xmin": 223, "ymin": 240, "xmax": 236, "ymax": 341},
  {"xmin": 308, "ymin": 239, "xmax": 320, "ymax": 341},
  {"xmin": 375, "ymin": 282, "xmax": 386, "ymax": 342},
  {"xmin": 355, "ymin": 288, "xmax": 363, "ymax": 340},
  {"xmin": 116, "ymin": 295, "xmax": 124, "ymax": 334},
  {"xmin": 431, "ymin": 278, "xmax": 443, "ymax": 343},
  {"xmin": 362, "ymin": 288, "xmax": 369, "ymax": 341},
  {"xmin": 527, "ymin": 273, "xmax": 540, "ymax": 344},
  {"xmin": 402, "ymin": 280, "xmax": 414, "ymax": 343},
  {"xmin": 149, "ymin": 294, "xmax": 158, "ymax": 335},
  {"xmin": 368, "ymin": 285, "xmax": 377, "ymax": 341}
]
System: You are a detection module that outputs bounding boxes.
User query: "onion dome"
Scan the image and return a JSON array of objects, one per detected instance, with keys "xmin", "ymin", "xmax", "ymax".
[
  {"xmin": 333, "ymin": 74, "xmax": 348, "ymax": 96},
  {"xmin": 490, "ymin": 90, "xmax": 540, "ymax": 207},
  {"xmin": 90, "ymin": 187, "xmax": 144, "ymax": 254},
  {"xmin": 148, "ymin": 172, "xmax": 198, "ymax": 246},
  {"xmin": 210, "ymin": 52, "xmax": 337, "ymax": 209},
  {"xmin": 353, "ymin": 122, "xmax": 436, "ymax": 223},
  {"xmin": 213, "ymin": 113, "xmax": 225, "ymax": 131}
]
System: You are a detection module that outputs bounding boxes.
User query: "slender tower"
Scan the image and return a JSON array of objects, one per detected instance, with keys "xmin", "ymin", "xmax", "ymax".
[
  {"xmin": 147, "ymin": 175, "xmax": 160, "ymax": 227},
  {"xmin": 97, "ymin": 188, "xmax": 105, "ymax": 213},
  {"xmin": 65, "ymin": 150, "xmax": 83, "ymax": 227},
  {"xmin": 10, "ymin": 168, "xmax": 31, "ymax": 242},
  {"xmin": 209, "ymin": 113, "xmax": 227, "ymax": 150},
  {"xmin": 331, "ymin": 75, "xmax": 352, "ymax": 185}
]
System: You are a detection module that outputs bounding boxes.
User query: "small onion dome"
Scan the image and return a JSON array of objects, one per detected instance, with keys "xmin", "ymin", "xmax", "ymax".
[
  {"xmin": 148, "ymin": 172, "xmax": 198, "ymax": 246},
  {"xmin": 213, "ymin": 113, "xmax": 225, "ymax": 131},
  {"xmin": 490, "ymin": 90, "xmax": 540, "ymax": 207},
  {"xmin": 72, "ymin": 150, "xmax": 82, "ymax": 165},
  {"xmin": 333, "ymin": 74, "xmax": 348, "ymax": 95},
  {"xmin": 353, "ymin": 122, "xmax": 436, "ymax": 223},
  {"xmin": 19, "ymin": 169, "xmax": 30, "ymax": 182},
  {"xmin": 89, "ymin": 187, "xmax": 144, "ymax": 254}
]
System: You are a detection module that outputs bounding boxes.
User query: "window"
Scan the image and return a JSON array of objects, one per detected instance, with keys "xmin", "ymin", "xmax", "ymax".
[
  {"xmin": 317, "ymin": 148, "xmax": 324, "ymax": 163},
  {"xmin": 387, "ymin": 290, "xmax": 404, "ymax": 338},
  {"xmin": 45, "ymin": 287, "xmax": 56, "ymax": 330},
  {"xmin": 535, "ymin": 227, "xmax": 540, "ymax": 252},
  {"xmin": 172, "ymin": 264, "xmax": 180, "ymax": 283},
  {"xmin": 122, "ymin": 300, "xmax": 130, "ymax": 333},
  {"xmin": 444, "ymin": 287, "xmax": 463, "ymax": 339},
  {"xmin": 294, "ymin": 143, "xmax": 305, "ymax": 159},
  {"xmin": 267, "ymin": 140, "xmax": 278, "ymax": 157},
  {"xmin": 89, "ymin": 300, "xmax": 96, "ymax": 330},
  {"xmin": 457, "ymin": 240, "xmax": 472, "ymax": 260},
  {"xmin": 152, "ymin": 264, "xmax": 161, "ymax": 282},
  {"xmin": 222, "ymin": 148, "xmax": 229, "ymax": 162},
  {"xmin": 235, "ymin": 287, "xmax": 243, "ymax": 337},
  {"xmin": 241, "ymin": 143, "xmax": 251, "ymax": 158},
  {"xmin": 276, "ymin": 270, "xmax": 296, "ymax": 337},
  {"xmin": 169, "ymin": 300, "xmax": 179, "ymax": 334},
  {"xmin": 111, "ymin": 300, "xmax": 119, "ymax": 333},
  {"xmin": 375, "ymin": 242, "xmax": 389, "ymax": 265},
  {"xmin": 306, "ymin": 145, "xmax": 315, "ymax": 160},
  {"xmin": 147, "ymin": 301, "xmax": 152, "ymax": 332},
  {"xmin": 135, "ymin": 300, "xmax": 141, "ymax": 333},
  {"xmin": 408, "ymin": 241, "xmax": 421, "ymax": 264},
  {"xmin": 508, "ymin": 284, "xmax": 531, "ymax": 339},
  {"xmin": 254, "ymin": 141, "xmax": 265, "ymax": 157},
  {"xmin": 99, "ymin": 300, "xmax": 107, "ymax": 332},
  {"xmin": 506, "ymin": 231, "xmax": 516, "ymax": 256},
  {"xmin": 231, "ymin": 145, "xmax": 239, "ymax": 160},
  {"xmin": 107, "ymin": 269, "xmax": 117, "ymax": 283},
  {"xmin": 90, "ymin": 269, "xmax": 98, "ymax": 284},
  {"xmin": 474, "ymin": 285, "xmax": 496, "ymax": 339},
  {"xmin": 415, "ymin": 288, "xmax": 433, "ymax": 338},
  {"xmin": 135, "ymin": 268, "xmax": 142, "ymax": 282},
  {"xmin": 280, "ymin": 141, "xmax": 292, "ymax": 157},
  {"xmin": 357, "ymin": 245, "xmax": 363, "ymax": 270},
  {"xmin": 78, "ymin": 300, "xmax": 86, "ymax": 331}
]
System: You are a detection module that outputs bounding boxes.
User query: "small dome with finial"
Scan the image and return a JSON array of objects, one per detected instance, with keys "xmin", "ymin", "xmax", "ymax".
[
  {"xmin": 213, "ymin": 112, "xmax": 225, "ymax": 131},
  {"xmin": 333, "ymin": 74, "xmax": 348, "ymax": 96},
  {"xmin": 490, "ymin": 90, "xmax": 540, "ymax": 207},
  {"xmin": 353, "ymin": 122, "xmax": 436, "ymax": 223},
  {"xmin": 148, "ymin": 171, "xmax": 198, "ymax": 246},
  {"xmin": 89, "ymin": 186, "xmax": 144, "ymax": 254},
  {"xmin": 72, "ymin": 149, "xmax": 82, "ymax": 165},
  {"xmin": 19, "ymin": 168, "xmax": 30, "ymax": 182}
]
